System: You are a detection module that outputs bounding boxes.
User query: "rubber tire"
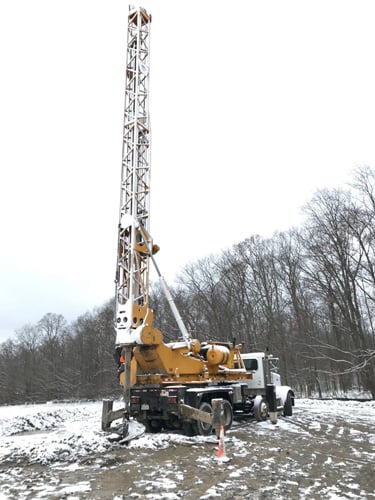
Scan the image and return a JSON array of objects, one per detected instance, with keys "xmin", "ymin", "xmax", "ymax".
[
  {"xmin": 144, "ymin": 419, "xmax": 163, "ymax": 433},
  {"xmin": 254, "ymin": 396, "xmax": 269, "ymax": 422},
  {"xmin": 222, "ymin": 400, "xmax": 233, "ymax": 431},
  {"xmin": 195, "ymin": 402, "xmax": 213, "ymax": 436},
  {"xmin": 182, "ymin": 420, "xmax": 196, "ymax": 436},
  {"xmin": 283, "ymin": 392, "xmax": 293, "ymax": 417}
]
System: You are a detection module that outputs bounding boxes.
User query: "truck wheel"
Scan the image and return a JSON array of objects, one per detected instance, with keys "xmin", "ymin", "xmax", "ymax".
[
  {"xmin": 222, "ymin": 400, "xmax": 233, "ymax": 431},
  {"xmin": 195, "ymin": 402, "xmax": 213, "ymax": 436},
  {"xmin": 283, "ymin": 392, "xmax": 293, "ymax": 417},
  {"xmin": 254, "ymin": 396, "xmax": 268, "ymax": 421},
  {"xmin": 182, "ymin": 420, "xmax": 195, "ymax": 436},
  {"xmin": 144, "ymin": 419, "xmax": 162, "ymax": 433}
]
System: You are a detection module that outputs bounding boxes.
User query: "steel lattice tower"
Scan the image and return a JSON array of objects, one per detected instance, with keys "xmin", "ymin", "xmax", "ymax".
[{"xmin": 115, "ymin": 6, "xmax": 153, "ymax": 345}]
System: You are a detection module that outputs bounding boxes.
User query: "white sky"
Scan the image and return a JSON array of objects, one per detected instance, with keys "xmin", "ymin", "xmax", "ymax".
[{"xmin": 1, "ymin": 0, "xmax": 375, "ymax": 342}]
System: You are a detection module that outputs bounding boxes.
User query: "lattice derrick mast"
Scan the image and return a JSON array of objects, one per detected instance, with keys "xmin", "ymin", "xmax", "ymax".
[{"xmin": 115, "ymin": 7, "xmax": 152, "ymax": 344}]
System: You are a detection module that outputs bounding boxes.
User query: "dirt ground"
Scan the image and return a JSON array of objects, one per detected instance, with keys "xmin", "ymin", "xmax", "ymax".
[{"xmin": 0, "ymin": 399, "xmax": 374, "ymax": 499}]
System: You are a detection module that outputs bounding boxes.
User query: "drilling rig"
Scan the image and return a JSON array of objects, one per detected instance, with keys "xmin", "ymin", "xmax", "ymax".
[{"xmin": 102, "ymin": 6, "xmax": 294, "ymax": 438}]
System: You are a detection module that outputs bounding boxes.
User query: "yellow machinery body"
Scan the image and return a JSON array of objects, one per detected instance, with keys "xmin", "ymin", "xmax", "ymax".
[{"xmin": 119, "ymin": 317, "xmax": 253, "ymax": 387}]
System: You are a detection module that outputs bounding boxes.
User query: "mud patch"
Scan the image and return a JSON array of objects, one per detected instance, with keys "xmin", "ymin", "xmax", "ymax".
[{"xmin": 0, "ymin": 399, "xmax": 374, "ymax": 499}]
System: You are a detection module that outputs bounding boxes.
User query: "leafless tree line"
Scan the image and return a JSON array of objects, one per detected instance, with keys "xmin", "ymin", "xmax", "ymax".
[
  {"xmin": 0, "ymin": 167, "xmax": 374, "ymax": 403},
  {"xmin": 0, "ymin": 306, "xmax": 118, "ymax": 404},
  {"xmin": 154, "ymin": 166, "xmax": 375, "ymax": 398}
]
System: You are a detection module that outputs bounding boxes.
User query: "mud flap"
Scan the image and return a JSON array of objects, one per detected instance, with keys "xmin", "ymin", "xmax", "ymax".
[{"xmin": 266, "ymin": 384, "xmax": 278, "ymax": 424}]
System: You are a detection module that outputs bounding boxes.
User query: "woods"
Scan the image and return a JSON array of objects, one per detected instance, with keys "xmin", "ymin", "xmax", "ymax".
[
  {"xmin": 1, "ymin": 167, "xmax": 374, "ymax": 404},
  {"xmin": 0, "ymin": 307, "xmax": 119, "ymax": 404}
]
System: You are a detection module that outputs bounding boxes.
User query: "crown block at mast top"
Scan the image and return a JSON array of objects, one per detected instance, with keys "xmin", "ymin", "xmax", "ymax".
[{"xmin": 128, "ymin": 5, "xmax": 152, "ymax": 26}]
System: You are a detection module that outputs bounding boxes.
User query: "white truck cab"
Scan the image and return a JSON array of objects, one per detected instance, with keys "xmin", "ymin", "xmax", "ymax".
[{"xmin": 241, "ymin": 352, "xmax": 295, "ymax": 420}]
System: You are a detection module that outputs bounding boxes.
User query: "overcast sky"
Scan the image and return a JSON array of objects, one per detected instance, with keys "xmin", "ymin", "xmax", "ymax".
[{"xmin": 1, "ymin": 0, "xmax": 375, "ymax": 342}]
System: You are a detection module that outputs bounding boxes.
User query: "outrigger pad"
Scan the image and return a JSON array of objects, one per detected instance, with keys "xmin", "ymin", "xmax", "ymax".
[{"xmin": 106, "ymin": 419, "xmax": 145, "ymax": 443}]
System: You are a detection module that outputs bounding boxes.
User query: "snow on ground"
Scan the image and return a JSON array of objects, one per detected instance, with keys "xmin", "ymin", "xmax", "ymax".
[
  {"xmin": 0, "ymin": 398, "xmax": 374, "ymax": 499},
  {"xmin": 0, "ymin": 401, "xmax": 111, "ymax": 465},
  {"xmin": 0, "ymin": 400, "xmax": 211, "ymax": 465},
  {"xmin": 1, "ymin": 398, "xmax": 373, "ymax": 466}
]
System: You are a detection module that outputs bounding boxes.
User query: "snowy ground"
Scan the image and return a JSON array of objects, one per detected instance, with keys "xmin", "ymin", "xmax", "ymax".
[{"xmin": 0, "ymin": 398, "xmax": 374, "ymax": 499}]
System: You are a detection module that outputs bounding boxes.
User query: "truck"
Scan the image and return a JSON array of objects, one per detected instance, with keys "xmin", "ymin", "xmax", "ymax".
[
  {"xmin": 241, "ymin": 352, "xmax": 294, "ymax": 421},
  {"xmin": 125, "ymin": 350, "xmax": 294, "ymax": 435},
  {"xmin": 101, "ymin": 6, "xmax": 294, "ymax": 439}
]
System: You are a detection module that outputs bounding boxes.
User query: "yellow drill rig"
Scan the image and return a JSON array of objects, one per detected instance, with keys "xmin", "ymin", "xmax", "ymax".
[{"xmin": 102, "ymin": 6, "xmax": 284, "ymax": 438}]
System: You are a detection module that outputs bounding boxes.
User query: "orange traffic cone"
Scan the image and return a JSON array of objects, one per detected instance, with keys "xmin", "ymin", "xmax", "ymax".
[{"xmin": 217, "ymin": 425, "xmax": 226, "ymax": 460}]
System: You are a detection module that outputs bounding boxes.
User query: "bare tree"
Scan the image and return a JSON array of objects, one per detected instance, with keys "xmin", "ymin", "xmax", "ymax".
[{"xmin": 301, "ymin": 187, "xmax": 375, "ymax": 396}]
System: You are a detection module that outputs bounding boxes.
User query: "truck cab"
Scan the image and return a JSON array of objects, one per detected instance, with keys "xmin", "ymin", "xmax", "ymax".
[{"xmin": 241, "ymin": 352, "xmax": 295, "ymax": 419}]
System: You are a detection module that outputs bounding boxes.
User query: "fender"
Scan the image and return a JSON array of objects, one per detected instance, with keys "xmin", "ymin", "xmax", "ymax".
[{"xmin": 276, "ymin": 385, "xmax": 295, "ymax": 406}]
